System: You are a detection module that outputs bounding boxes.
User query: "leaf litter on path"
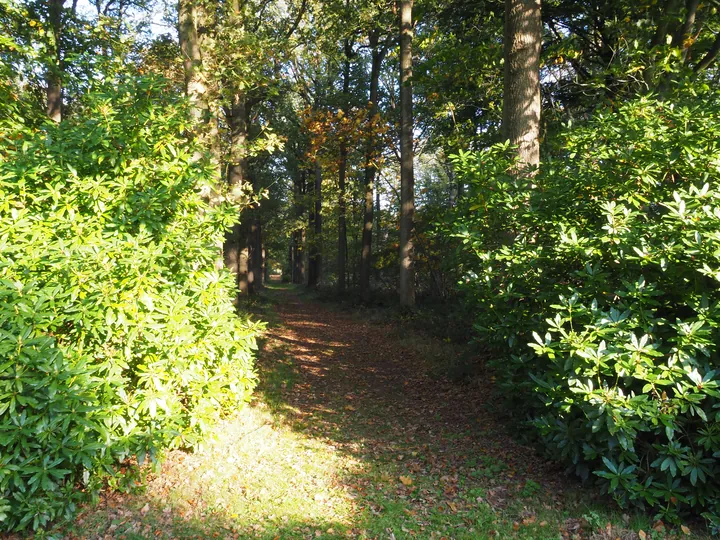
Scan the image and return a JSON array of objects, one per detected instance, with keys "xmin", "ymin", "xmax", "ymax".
[{"xmin": 42, "ymin": 286, "xmax": 703, "ymax": 539}]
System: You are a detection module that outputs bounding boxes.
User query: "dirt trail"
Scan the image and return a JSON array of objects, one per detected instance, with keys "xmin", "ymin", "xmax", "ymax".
[
  {"xmin": 58, "ymin": 285, "xmax": 606, "ymax": 540},
  {"xmin": 255, "ymin": 287, "xmax": 579, "ymax": 532},
  {"xmin": 265, "ymin": 287, "xmax": 555, "ymax": 479}
]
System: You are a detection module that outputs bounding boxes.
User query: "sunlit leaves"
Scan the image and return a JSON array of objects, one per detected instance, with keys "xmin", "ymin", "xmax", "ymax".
[
  {"xmin": 448, "ymin": 87, "xmax": 720, "ymax": 523},
  {"xmin": 0, "ymin": 77, "xmax": 260, "ymax": 531}
]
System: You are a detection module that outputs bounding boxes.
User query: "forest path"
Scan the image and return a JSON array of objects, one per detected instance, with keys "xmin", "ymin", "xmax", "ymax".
[{"xmin": 64, "ymin": 284, "xmax": 627, "ymax": 540}]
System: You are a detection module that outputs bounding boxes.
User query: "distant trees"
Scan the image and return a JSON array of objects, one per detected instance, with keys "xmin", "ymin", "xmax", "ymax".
[{"xmin": 167, "ymin": 0, "xmax": 720, "ymax": 306}]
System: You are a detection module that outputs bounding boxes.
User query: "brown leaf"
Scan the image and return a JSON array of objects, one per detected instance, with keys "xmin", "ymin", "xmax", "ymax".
[
  {"xmin": 638, "ymin": 530, "xmax": 647, "ymax": 540},
  {"xmin": 399, "ymin": 475, "xmax": 413, "ymax": 486},
  {"xmin": 681, "ymin": 525, "xmax": 691, "ymax": 535}
]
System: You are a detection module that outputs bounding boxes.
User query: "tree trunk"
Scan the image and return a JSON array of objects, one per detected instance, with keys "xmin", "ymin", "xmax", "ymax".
[
  {"xmin": 337, "ymin": 144, "xmax": 347, "ymax": 294},
  {"xmin": 337, "ymin": 39, "xmax": 351, "ymax": 296},
  {"xmin": 224, "ymin": 95, "xmax": 250, "ymax": 296},
  {"xmin": 399, "ymin": 0, "xmax": 415, "ymax": 307},
  {"xmin": 292, "ymin": 169, "xmax": 306, "ymax": 285},
  {"xmin": 288, "ymin": 240, "xmax": 294, "ymax": 282},
  {"xmin": 307, "ymin": 162, "xmax": 323, "ymax": 287},
  {"xmin": 263, "ymin": 247, "xmax": 269, "ymax": 282},
  {"xmin": 374, "ymin": 183, "xmax": 381, "ymax": 283},
  {"xmin": 47, "ymin": 0, "xmax": 64, "ymax": 122},
  {"xmin": 178, "ymin": 0, "xmax": 205, "ymax": 123},
  {"xmin": 249, "ymin": 215, "xmax": 263, "ymax": 291},
  {"xmin": 248, "ymin": 165, "xmax": 263, "ymax": 292},
  {"xmin": 674, "ymin": 0, "xmax": 700, "ymax": 63},
  {"xmin": 292, "ymin": 230, "xmax": 305, "ymax": 283},
  {"xmin": 360, "ymin": 31, "xmax": 386, "ymax": 303},
  {"xmin": 502, "ymin": 0, "xmax": 542, "ymax": 169}
]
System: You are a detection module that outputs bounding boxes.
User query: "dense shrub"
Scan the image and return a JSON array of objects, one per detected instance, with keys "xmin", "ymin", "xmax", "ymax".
[
  {"xmin": 450, "ymin": 86, "xmax": 720, "ymax": 524},
  {"xmin": 0, "ymin": 77, "xmax": 259, "ymax": 531}
]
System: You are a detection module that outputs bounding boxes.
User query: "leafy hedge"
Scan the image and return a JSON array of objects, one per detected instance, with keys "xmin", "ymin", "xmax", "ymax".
[
  {"xmin": 450, "ymin": 85, "xmax": 720, "ymax": 525},
  {"xmin": 0, "ymin": 78, "xmax": 259, "ymax": 531}
]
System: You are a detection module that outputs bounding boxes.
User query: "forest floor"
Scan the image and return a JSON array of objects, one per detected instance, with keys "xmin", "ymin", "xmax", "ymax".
[{"xmin": 53, "ymin": 283, "xmax": 697, "ymax": 540}]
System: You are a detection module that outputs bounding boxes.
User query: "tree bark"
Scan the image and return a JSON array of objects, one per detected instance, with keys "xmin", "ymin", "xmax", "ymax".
[
  {"xmin": 224, "ymin": 95, "xmax": 250, "ymax": 296},
  {"xmin": 399, "ymin": 0, "xmax": 415, "ymax": 307},
  {"xmin": 502, "ymin": 0, "xmax": 542, "ymax": 169},
  {"xmin": 307, "ymin": 162, "xmax": 323, "ymax": 287},
  {"xmin": 337, "ymin": 39, "xmax": 352, "ymax": 295},
  {"xmin": 47, "ymin": 0, "xmax": 64, "ymax": 122},
  {"xmin": 360, "ymin": 31, "xmax": 386, "ymax": 303},
  {"xmin": 695, "ymin": 33, "xmax": 720, "ymax": 71},
  {"xmin": 674, "ymin": 0, "xmax": 700, "ymax": 63},
  {"xmin": 248, "ymin": 165, "xmax": 263, "ymax": 292},
  {"xmin": 292, "ymin": 168, "xmax": 306, "ymax": 285},
  {"xmin": 337, "ymin": 144, "xmax": 347, "ymax": 294},
  {"xmin": 178, "ymin": 0, "xmax": 206, "ymax": 123},
  {"xmin": 292, "ymin": 230, "xmax": 305, "ymax": 283}
]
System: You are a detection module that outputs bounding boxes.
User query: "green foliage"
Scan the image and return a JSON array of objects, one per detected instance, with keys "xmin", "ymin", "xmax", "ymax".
[
  {"xmin": 450, "ymin": 86, "xmax": 720, "ymax": 524},
  {"xmin": 0, "ymin": 77, "xmax": 259, "ymax": 532}
]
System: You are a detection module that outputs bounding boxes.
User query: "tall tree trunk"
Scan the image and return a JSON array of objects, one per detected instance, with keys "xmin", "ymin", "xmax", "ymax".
[
  {"xmin": 307, "ymin": 162, "xmax": 323, "ymax": 287},
  {"xmin": 224, "ymin": 95, "xmax": 250, "ymax": 296},
  {"xmin": 47, "ymin": 0, "xmax": 64, "ymax": 122},
  {"xmin": 248, "ymin": 165, "xmax": 263, "ymax": 293},
  {"xmin": 337, "ymin": 145, "xmax": 347, "ymax": 294},
  {"xmin": 178, "ymin": 0, "xmax": 205, "ymax": 123},
  {"xmin": 502, "ymin": 0, "xmax": 542, "ymax": 169},
  {"xmin": 674, "ymin": 0, "xmax": 700, "ymax": 63},
  {"xmin": 289, "ymin": 240, "xmax": 294, "ymax": 281},
  {"xmin": 399, "ymin": 0, "xmax": 415, "ymax": 307},
  {"xmin": 374, "ymin": 183, "xmax": 381, "ymax": 283},
  {"xmin": 263, "ymin": 247, "xmax": 269, "ymax": 282},
  {"xmin": 360, "ymin": 31, "xmax": 386, "ymax": 303},
  {"xmin": 337, "ymin": 39, "xmax": 352, "ymax": 295},
  {"xmin": 292, "ymin": 230, "xmax": 305, "ymax": 283},
  {"xmin": 292, "ymin": 169, "xmax": 306, "ymax": 284}
]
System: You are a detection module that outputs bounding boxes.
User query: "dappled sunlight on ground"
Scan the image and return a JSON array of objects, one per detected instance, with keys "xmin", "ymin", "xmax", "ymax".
[
  {"xmin": 67, "ymin": 405, "xmax": 361, "ymax": 539},
  {"xmin": 55, "ymin": 286, "xmax": 668, "ymax": 540}
]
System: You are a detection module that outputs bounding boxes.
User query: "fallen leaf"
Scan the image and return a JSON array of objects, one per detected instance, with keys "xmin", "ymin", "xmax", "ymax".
[
  {"xmin": 638, "ymin": 530, "xmax": 647, "ymax": 540},
  {"xmin": 399, "ymin": 475, "xmax": 413, "ymax": 486},
  {"xmin": 681, "ymin": 525, "xmax": 691, "ymax": 535}
]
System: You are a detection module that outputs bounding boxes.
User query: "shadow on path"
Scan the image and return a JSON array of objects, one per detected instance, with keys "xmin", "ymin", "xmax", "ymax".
[{"xmin": 53, "ymin": 285, "xmax": 622, "ymax": 540}]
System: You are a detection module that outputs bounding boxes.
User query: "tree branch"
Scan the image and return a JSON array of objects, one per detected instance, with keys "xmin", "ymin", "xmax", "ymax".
[
  {"xmin": 694, "ymin": 33, "xmax": 720, "ymax": 71},
  {"xmin": 285, "ymin": 0, "xmax": 308, "ymax": 39}
]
